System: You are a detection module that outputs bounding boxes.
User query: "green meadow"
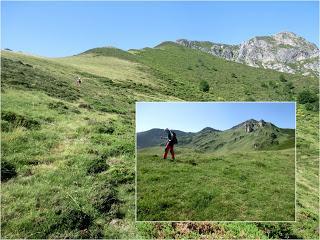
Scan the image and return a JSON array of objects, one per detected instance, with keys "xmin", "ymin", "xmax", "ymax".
[
  {"xmin": 1, "ymin": 42, "xmax": 319, "ymax": 239},
  {"xmin": 137, "ymin": 147, "xmax": 295, "ymax": 221}
]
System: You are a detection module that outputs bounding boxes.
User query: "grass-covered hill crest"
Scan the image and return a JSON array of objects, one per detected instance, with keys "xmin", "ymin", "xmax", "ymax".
[{"xmin": 137, "ymin": 119, "xmax": 295, "ymax": 152}]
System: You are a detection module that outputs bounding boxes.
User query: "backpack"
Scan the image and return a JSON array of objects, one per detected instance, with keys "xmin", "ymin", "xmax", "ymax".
[{"xmin": 171, "ymin": 131, "xmax": 178, "ymax": 144}]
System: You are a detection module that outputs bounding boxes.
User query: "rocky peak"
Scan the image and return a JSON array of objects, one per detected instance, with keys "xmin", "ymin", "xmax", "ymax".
[
  {"xmin": 176, "ymin": 32, "xmax": 319, "ymax": 76},
  {"xmin": 243, "ymin": 119, "xmax": 270, "ymax": 133},
  {"xmin": 230, "ymin": 119, "xmax": 269, "ymax": 133}
]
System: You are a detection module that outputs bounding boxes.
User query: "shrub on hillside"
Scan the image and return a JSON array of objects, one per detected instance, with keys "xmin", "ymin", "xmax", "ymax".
[
  {"xmin": 297, "ymin": 90, "xmax": 319, "ymax": 112},
  {"xmin": 87, "ymin": 158, "xmax": 109, "ymax": 175},
  {"xmin": 78, "ymin": 103, "xmax": 92, "ymax": 110},
  {"xmin": 297, "ymin": 90, "xmax": 318, "ymax": 104},
  {"xmin": 199, "ymin": 80, "xmax": 210, "ymax": 92},
  {"xmin": 57, "ymin": 209, "xmax": 92, "ymax": 231},
  {"xmin": 1, "ymin": 161, "xmax": 17, "ymax": 181},
  {"xmin": 2, "ymin": 111, "xmax": 40, "ymax": 130},
  {"xmin": 51, "ymin": 102, "xmax": 81, "ymax": 114},
  {"xmin": 95, "ymin": 124, "xmax": 115, "ymax": 134},
  {"xmin": 279, "ymin": 74, "xmax": 287, "ymax": 82},
  {"xmin": 305, "ymin": 102, "xmax": 319, "ymax": 112}
]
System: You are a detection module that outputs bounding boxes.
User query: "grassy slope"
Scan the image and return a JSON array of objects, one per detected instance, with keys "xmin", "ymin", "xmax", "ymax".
[
  {"xmin": 135, "ymin": 42, "xmax": 317, "ymax": 101},
  {"xmin": 137, "ymin": 147, "xmax": 295, "ymax": 221},
  {"xmin": 177, "ymin": 124, "xmax": 295, "ymax": 153},
  {"xmin": 1, "ymin": 44, "xmax": 319, "ymax": 239}
]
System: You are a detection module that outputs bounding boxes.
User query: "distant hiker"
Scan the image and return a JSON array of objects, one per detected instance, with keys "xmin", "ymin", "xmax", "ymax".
[
  {"xmin": 162, "ymin": 128, "xmax": 178, "ymax": 160},
  {"xmin": 76, "ymin": 76, "xmax": 82, "ymax": 86}
]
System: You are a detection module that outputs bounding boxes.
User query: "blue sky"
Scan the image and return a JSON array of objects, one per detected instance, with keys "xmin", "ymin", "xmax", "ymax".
[
  {"xmin": 2, "ymin": 1, "xmax": 319, "ymax": 57},
  {"xmin": 136, "ymin": 102, "xmax": 296, "ymax": 132}
]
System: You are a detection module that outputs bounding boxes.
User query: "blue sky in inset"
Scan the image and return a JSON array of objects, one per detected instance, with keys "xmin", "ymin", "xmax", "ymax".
[
  {"xmin": 136, "ymin": 102, "xmax": 296, "ymax": 132},
  {"xmin": 2, "ymin": 1, "xmax": 318, "ymax": 57}
]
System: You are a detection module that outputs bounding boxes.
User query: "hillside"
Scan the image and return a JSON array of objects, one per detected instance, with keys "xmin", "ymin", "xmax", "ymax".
[
  {"xmin": 177, "ymin": 32, "xmax": 319, "ymax": 76},
  {"xmin": 137, "ymin": 119, "xmax": 295, "ymax": 152},
  {"xmin": 137, "ymin": 128, "xmax": 192, "ymax": 149},
  {"xmin": 1, "ymin": 39, "xmax": 319, "ymax": 239}
]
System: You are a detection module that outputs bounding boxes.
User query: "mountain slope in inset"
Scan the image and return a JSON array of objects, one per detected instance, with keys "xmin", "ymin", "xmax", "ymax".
[{"xmin": 137, "ymin": 119, "xmax": 295, "ymax": 152}]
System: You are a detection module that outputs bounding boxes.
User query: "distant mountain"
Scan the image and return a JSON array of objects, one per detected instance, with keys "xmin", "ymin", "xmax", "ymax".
[
  {"xmin": 177, "ymin": 32, "xmax": 319, "ymax": 76},
  {"xmin": 136, "ymin": 128, "xmax": 193, "ymax": 149},
  {"xmin": 137, "ymin": 119, "xmax": 295, "ymax": 152}
]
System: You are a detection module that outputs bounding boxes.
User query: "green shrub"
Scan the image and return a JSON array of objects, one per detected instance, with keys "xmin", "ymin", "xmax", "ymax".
[
  {"xmin": 1, "ymin": 120, "xmax": 11, "ymax": 132},
  {"xmin": 199, "ymin": 80, "xmax": 210, "ymax": 92},
  {"xmin": 286, "ymin": 81, "xmax": 294, "ymax": 89},
  {"xmin": 279, "ymin": 74, "xmax": 287, "ymax": 82},
  {"xmin": 305, "ymin": 102, "xmax": 319, "ymax": 112},
  {"xmin": 86, "ymin": 158, "xmax": 109, "ymax": 175},
  {"xmin": 261, "ymin": 83, "xmax": 268, "ymax": 88},
  {"xmin": 95, "ymin": 124, "xmax": 115, "ymax": 134},
  {"xmin": 2, "ymin": 58, "xmax": 80, "ymax": 101},
  {"xmin": 1, "ymin": 161, "xmax": 17, "ymax": 181},
  {"xmin": 78, "ymin": 103, "xmax": 92, "ymax": 110},
  {"xmin": 297, "ymin": 90, "xmax": 318, "ymax": 104},
  {"xmin": 59, "ymin": 209, "xmax": 92, "ymax": 231},
  {"xmin": 48, "ymin": 101, "xmax": 69, "ymax": 114},
  {"xmin": 256, "ymin": 223, "xmax": 298, "ymax": 239},
  {"xmin": 246, "ymin": 97, "xmax": 255, "ymax": 101},
  {"xmin": 270, "ymin": 132, "xmax": 277, "ymax": 139},
  {"xmin": 1, "ymin": 111, "xmax": 40, "ymax": 130}
]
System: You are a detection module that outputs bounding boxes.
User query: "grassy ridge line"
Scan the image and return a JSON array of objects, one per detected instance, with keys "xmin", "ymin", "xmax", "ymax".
[{"xmin": 135, "ymin": 42, "xmax": 317, "ymax": 101}]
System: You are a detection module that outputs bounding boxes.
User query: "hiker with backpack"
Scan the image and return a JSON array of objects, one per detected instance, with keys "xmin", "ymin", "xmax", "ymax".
[
  {"xmin": 75, "ymin": 76, "xmax": 82, "ymax": 86},
  {"xmin": 162, "ymin": 128, "xmax": 178, "ymax": 160}
]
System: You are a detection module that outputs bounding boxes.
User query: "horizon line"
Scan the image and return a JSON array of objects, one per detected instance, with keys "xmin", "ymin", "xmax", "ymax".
[
  {"xmin": 2, "ymin": 30, "xmax": 318, "ymax": 58},
  {"xmin": 137, "ymin": 119, "xmax": 296, "ymax": 133}
]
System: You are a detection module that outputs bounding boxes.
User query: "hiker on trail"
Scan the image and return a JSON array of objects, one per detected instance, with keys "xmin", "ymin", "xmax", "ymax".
[
  {"xmin": 76, "ymin": 76, "xmax": 82, "ymax": 86},
  {"xmin": 162, "ymin": 128, "xmax": 178, "ymax": 160}
]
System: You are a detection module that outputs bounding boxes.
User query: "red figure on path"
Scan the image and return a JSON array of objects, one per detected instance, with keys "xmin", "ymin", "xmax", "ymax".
[{"xmin": 162, "ymin": 128, "xmax": 177, "ymax": 160}]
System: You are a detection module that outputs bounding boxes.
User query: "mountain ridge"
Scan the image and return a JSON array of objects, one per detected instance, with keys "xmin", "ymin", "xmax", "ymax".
[
  {"xmin": 137, "ymin": 119, "xmax": 295, "ymax": 151},
  {"xmin": 176, "ymin": 31, "xmax": 319, "ymax": 76}
]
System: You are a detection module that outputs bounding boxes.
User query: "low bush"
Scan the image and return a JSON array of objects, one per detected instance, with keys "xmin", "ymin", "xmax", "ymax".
[
  {"xmin": 95, "ymin": 124, "xmax": 115, "ymax": 134},
  {"xmin": 199, "ymin": 80, "xmax": 210, "ymax": 92},
  {"xmin": 78, "ymin": 103, "xmax": 92, "ymax": 110},
  {"xmin": 279, "ymin": 74, "xmax": 287, "ymax": 82},
  {"xmin": 2, "ymin": 111, "xmax": 40, "ymax": 130},
  {"xmin": 297, "ymin": 90, "xmax": 318, "ymax": 104},
  {"xmin": 1, "ymin": 161, "xmax": 17, "ymax": 181},
  {"xmin": 86, "ymin": 158, "xmax": 109, "ymax": 175},
  {"xmin": 297, "ymin": 90, "xmax": 319, "ymax": 112}
]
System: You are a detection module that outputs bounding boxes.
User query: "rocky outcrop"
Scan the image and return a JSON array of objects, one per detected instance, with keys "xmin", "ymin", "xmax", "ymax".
[
  {"xmin": 245, "ymin": 122, "xmax": 254, "ymax": 133},
  {"xmin": 176, "ymin": 32, "xmax": 319, "ymax": 76},
  {"xmin": 234, "ymin": 119, "xmax": 269, "ymax": 133}
]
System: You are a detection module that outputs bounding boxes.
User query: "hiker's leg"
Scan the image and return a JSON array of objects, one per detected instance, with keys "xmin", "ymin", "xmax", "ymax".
[
  {"xmin": 170, "ymin": 146, "xmax": 175, "ymax": 160},
  {"xmin": 163, "ymin": 144, "xmax": 169, "ymax": 159}
]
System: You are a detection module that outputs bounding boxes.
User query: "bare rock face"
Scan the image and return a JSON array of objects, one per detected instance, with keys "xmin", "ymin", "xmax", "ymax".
[
  {"xmin": 176, "ymin": 32, "xmax": 319, "ymax": 76},
  {"xmin": 258, "ymin": 120, "xmax": 266, "ymax": 127},
  {"xmin": 245, "ymin": 122, "xmax": 254, "ymax": 133},
  {"xmin": 241, "ymin": 119, "xmax": 268, "ymax": 133}
]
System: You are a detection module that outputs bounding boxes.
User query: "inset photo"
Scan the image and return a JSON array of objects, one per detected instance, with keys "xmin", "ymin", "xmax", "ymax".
[{"xmin": 136, "ymin": 102, "xmax": 296, "ymax": 221}]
